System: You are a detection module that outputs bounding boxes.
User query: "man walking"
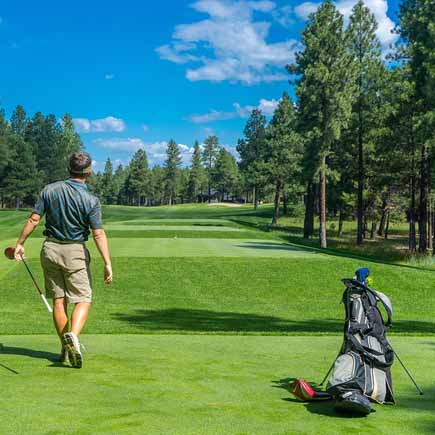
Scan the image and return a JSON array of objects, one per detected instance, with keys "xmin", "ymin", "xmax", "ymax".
[{"xmin": 14, "ymin": 151, "xmax": 112, "ymax": 368}]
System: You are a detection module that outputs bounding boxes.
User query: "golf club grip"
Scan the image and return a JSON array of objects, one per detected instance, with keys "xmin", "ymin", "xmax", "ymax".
[{"xmin": 40, "ymin": 293, "xmax": 53, "ymax": 313}]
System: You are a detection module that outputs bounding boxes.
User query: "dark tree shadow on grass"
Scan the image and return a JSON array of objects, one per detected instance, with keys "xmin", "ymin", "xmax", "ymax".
[
  {"xmin": 112, "ymin": 308, "xmax": 435, "ymax": 334},
  {"xmin": 235, "ymin": 241, "xmax": 318, "ymax": 253}
]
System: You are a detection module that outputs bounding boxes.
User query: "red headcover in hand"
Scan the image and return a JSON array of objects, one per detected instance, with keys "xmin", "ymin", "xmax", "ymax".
[{"xmin": 4, "ymin": 247, "xmax": 15, "ymax": 260}]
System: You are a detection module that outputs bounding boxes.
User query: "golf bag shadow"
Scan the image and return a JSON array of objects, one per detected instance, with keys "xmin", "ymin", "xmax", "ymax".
[{"xmin": 326, "ymin": 277, "xmax": 395, "ymax": 414}]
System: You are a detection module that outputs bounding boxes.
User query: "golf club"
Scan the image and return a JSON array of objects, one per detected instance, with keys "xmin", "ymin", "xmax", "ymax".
[{"xmin": 4, "ymin": 247, "xmax": 53, "ymax": 313}]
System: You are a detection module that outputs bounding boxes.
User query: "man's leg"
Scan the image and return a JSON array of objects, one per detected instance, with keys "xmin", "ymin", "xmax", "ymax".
[
  {"xmin": 70, "ymin": 302, "xmax": 91, "ymax": 336},
  {"xmin": 53, "ymin": 297, "xmax": 69, "ymax": 339}
]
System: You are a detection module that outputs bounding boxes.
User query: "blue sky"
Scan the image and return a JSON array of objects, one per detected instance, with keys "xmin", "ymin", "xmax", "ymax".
[{"xmin": 0, "ymin": 0, "xmax": 401, "ymax": 170}]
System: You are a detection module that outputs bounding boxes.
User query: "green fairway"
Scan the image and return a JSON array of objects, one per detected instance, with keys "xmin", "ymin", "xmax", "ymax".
[
  {"xmin": 0, "ymin": 335, "xmax": 433, "ymax": 435},
  {"xmin": 0, "ymin": 204, "xmax": 434, "ymax": 434}
]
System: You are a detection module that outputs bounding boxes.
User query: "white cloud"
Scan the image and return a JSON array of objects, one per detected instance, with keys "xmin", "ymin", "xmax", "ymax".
[
  {"xmin": 93, "ymin": 138, "xmax": 195, "ymax": 166},
  {"xmin": 272, "ymin": 5, "xmax": 294, "ymax": 27},
  {"xmin": 105, "ymin": 73, "xmax": 114, "ymax": 80},
  {"xmin": 73, "ymin": 116, "xmax": 126, "ymax": 133},
  {"xmin": 188, "ymin": 97, "xmax": 280, "ymax": 123},
  {"xmin": 294, "ymin": 0, "xmax": 398, "ymax": 50},
  {"xmin": 93, "ymin": 137, "xmax": 145, "ymax": 152},
  {"xmin": 156, "ymin": 0, "xmax": 300, "ymax": 84},
  {"xmin": 294, "ymin": 2, "xmax": 319, "ymax": 20}
]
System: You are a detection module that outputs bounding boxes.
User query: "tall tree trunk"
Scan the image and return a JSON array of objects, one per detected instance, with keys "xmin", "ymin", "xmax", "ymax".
[
  {"xmin": 357, "ymin": 108, "xmax": 364, "ymax": 245},
  {"xmin": 384, "ymin": 211, "xmax": 390, "ymax": 240},
  {"xmin": 363, "ymin": 218, "xmax": 368, "ymax": 240},
  {"xmin": 370, "ymin": 221, "xmax": 377, "ymax": 240},
  {"xmin": 432, "ymin": 212, "xmax": 435, "ymax": 256},
  {"xmin": 338, "ymin": 208, "xmax": 344, "ymax": 237},
  {"xmin": 304, "ymin": 181, "xmax": 315, "ymax": 239},
  {"xmin": 272, "ymin": 179, "xmax": 282, "ymax": 225},
  {"xmin": 409, "ymin": 137, "xmax": 417, "ymax": 252},
  {"xmin": 419, "ymin": 144, "xmax": 429, "ymax": 253},
  {"xmin": 282, "ymin": 189, "xmax": 288, "ymax": 216},
  {"xmin": 377, "ymin": 199, "xmax": 388, "ymax": 237},
  {"xmin": 428, "ymin": 194, "xmax": 433, "ymax": 250},
  {"xmin": 319, "ymin": 158, "xmax": 327, "ymax": 249},
  {"xmin": 253, "ymin": 185, "xmax": 258, "ymax": 210},
  {"xmin": 208, "ymin": 181, "xmax": 211, "ymax": 204}
]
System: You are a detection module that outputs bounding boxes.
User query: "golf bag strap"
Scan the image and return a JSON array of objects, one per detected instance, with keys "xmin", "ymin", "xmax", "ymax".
[
  {"xmin": 371, "ymin": 289, "xmax": 393, "ymax": 327},
  {"xmin": 347, "ymin": 335, "xmax": 393, "ymax": 369},
  {"xmin": 348, "ymin": 323, "xmax": 372, "ymax": 336}
]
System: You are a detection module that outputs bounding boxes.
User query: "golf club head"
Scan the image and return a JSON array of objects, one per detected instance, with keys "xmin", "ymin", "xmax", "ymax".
[{"xmin": 4, "ymin": 246, "xmax": 15, "ymax": 260}]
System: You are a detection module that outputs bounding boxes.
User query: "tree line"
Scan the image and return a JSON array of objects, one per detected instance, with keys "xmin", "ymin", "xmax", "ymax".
[
  {"xmin": 237, "ymin": 0, "xmax": 435, "ymax": 254},
  {"xmin": 1, "ymin": 0, "xmax": 434, "ymax": 254},
  {"xmin": 0, "ymin": 106, "xmax": 82, "ymax": 208}
]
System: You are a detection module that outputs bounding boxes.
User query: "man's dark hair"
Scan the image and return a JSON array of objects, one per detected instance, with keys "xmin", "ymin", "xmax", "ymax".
[{"xmin": 69, "ymin": 151, "xmax": 93, "ymax": 177}]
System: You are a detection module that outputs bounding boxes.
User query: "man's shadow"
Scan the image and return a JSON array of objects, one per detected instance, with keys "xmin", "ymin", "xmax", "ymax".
[{"xmin": 0, "ymin": 343, "xmax": 68, "ymax": 369}]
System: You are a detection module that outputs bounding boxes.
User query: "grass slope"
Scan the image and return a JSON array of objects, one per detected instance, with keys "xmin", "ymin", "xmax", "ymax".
[
  {"xmin": 0, "ymin": 204, "xmax": 434, "ymax": 434},
  {"xmin": 1, "ymin": 256, "xmax": 434, "ymax": 335}
]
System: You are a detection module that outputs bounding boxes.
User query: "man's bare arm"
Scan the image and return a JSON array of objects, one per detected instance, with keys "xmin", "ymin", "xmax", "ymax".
[
  {"xmin": 92, "ymin": 228, "xmax": 113, "ymax": 284},
  {"xmin": 15, "ymin": 213, "xmax": 41, "ymax": 261}
]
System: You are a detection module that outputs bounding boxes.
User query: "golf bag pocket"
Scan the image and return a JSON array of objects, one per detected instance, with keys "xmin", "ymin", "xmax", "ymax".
[{"xmin": 327, "ymin": 351, "xmax": 365, "ymax": 394}]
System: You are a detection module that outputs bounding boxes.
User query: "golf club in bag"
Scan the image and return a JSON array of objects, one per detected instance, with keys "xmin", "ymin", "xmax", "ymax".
[{"xmin": 4, "ymin": 247, "xmax": 52, "ymax": 313}]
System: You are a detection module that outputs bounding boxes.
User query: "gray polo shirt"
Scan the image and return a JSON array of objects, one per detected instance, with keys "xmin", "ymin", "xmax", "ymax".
[{"xmin": 33, "ymin": 179, "xmax": 103, "ymax": 242}]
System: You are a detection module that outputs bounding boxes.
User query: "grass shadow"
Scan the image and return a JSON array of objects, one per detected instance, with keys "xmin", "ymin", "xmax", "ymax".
[
  {"xmin": 229, "ymin": 215, "xmax": 435, "ymax": 273},
  {"xmin": 0, "ymin": 362, "xmax": 19, "ymax": 374},
  {"xmin": 235, "ymin": 241, "xmax": 318, "ymax": 253},
  {"xmin": 0, "ymin": 344, "xmax": 58, "ymax": 362},
  {"xmin": 112, "ymin": 308, "xmax": 434, "ymax": 334}
]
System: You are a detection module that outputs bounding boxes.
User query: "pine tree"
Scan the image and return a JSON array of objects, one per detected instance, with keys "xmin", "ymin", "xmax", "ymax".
[
  {"xmin": 113, "ymin": 164, "xmax": 127, "ymax": 204},
  {"xmin": 288, "ymin": 0, "xmax": 356, "ymax": 248},
  {"xmin": 187, "ymin": 141, "xmax": 206, "ymax": 202},
  {"xmin": 237, "ymin": 109, "xmax": 267, "ymax": 209},
  {"xmin": 10, "ymin": 105, "xmax": 27, "ymax": 136},
  {"xmin": 201, "ymin": 135, "xmax": 219, "ymax": 203},
  {"xmin": 149, "ymin": 166, "xmax": 165, "ymax": 206},
  {"xmin": 2, "ymin": 135, "xmax": 42, "ymax": 207},
  {"xmin": 213, "ymin": 148, "xmax": 239, "ymax": 201},
  {"xmin": 399, "ymin": 0, "xmax": 435, "ymax": 253},
  {"xmin": 164, "ymin": 140, "xmax": 182, "ymax": 205},
  {"xmin": 101, "ymin": 158, "xmax": 117, "ymax": 204},
  {"xmin": 265, "ymin": 92, "xmax": 302, "ymax": 225},
  {"xmin": 25, "ymin": 113, "xmax": 66, "ymax": 184},
  {"xmin": 347, "ymin": 0, "xmax": 384, "ymax": 245},
  {"xmin": 61, "ymin": 114, "xmax": 83, "ymax": 159},
  {"xmin": 127, "ymin": 149, "xmax": 150, "ymax": 206}
]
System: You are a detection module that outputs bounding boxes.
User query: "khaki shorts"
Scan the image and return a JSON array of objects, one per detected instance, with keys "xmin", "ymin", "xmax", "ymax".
[{"xmin": 41, "ymin": 240, "xmax": 92, "ymax": 304}]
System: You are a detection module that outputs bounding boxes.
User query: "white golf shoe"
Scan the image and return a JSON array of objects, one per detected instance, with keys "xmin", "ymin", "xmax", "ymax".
[{"xmin": 63, "ymin": 332, "xmax": 83, "ymax": 368}]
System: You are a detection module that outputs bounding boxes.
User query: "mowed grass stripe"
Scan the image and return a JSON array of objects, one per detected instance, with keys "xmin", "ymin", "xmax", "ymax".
[
  {"xmin": 1, "ymin": 237, "xmax": 318, "ymax": 258},
  {"xmin": 104, "ymin": 225, "xmax": 246, "ymax": 231},
  {"xmin": 0, "ymin": 335, "xmax": 433, "ymax": 435},
  {"xmin": 1, "ymin": 257, "xmax": 433, "ymax": 335}
]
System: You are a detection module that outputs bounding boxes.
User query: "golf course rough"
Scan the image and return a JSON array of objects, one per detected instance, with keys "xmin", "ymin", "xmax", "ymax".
[{"xmin": 0, "ymin": 204, "xmax": 434, "ymax": 434}]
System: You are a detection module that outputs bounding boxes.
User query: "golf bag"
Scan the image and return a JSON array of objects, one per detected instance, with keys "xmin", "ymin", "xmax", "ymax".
[{"xmin": 327, "ymin": 274, "xmax": 395, "ymax": 413}]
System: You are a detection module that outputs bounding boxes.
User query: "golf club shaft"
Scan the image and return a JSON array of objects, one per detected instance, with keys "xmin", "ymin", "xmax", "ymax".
[
  {"xmin": 20, "ymin": 256, "xmax": 53, "ymax": 313},
  {"xmin": 319, "ymin": 361, "xmax": 335, "ymax": 386},
  {"xmin": 393, "ymin": 349, "xmax": 424, "ymax": 395}
]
